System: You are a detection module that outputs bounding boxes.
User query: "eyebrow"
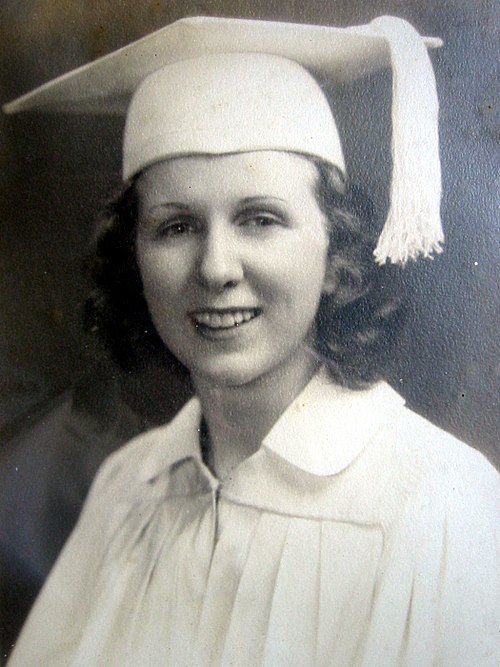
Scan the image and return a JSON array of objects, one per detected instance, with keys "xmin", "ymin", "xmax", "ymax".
[
  {"xmin": 239, "ymin": 196, "xmax": 287, "ymax": 206},
  {"xmin": 148, "ymin": 202, "xmax": 191, "ymax": 213},
  {"xmin": 147, "ymin": 196, "xmax": 288, "ymax": 214}
]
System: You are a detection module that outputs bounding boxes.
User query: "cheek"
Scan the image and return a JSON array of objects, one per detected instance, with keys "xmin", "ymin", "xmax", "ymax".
[
  {"xmin": 137, "ymin": 255, "xmax": 191, "ymax": 352},
  {"xmin": 262, "ymin": 238, "xmax": 329, "ymax": 320},
  {"xmin": 281, "ymin": 233, "xmax": 329, "ymax": 291},
  {"xmin": 137, "ymin": 245, "xmax": 190, "ymax": 310}
]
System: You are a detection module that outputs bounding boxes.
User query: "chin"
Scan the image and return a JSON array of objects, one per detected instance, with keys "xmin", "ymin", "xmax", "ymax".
[{"xmin": 188, "ymin": 355, "xmax": 274, "ymax": 389}]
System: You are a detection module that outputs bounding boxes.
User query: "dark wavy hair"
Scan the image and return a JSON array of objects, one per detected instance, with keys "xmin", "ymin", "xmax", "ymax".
[{"xmin": 83, "ymin": 157, "xmax": 406, "ymax": 390}]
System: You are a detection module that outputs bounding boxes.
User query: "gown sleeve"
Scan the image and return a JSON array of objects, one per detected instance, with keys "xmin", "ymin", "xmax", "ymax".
[
  {"xmin": 362, "ymin": 442, "xmax": 499, "ymax": 667},
  {"xmin": 432, "ymin": 454, "xmax": 499, "ymax": 666}
]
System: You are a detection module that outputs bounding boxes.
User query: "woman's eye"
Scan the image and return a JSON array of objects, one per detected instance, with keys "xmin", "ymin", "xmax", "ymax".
[
  {"xmin": 156, "ymin": 217, "xmax": 197, "ymax": 238},
  {"xmin": 239, "ymin": 213, "xmax": 282, "ymax": 229}
]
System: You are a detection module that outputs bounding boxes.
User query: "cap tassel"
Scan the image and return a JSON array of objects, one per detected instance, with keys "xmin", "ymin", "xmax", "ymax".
[{"xmin": 368, "ymin": 16, "xmax": 444, "ymax": 265}]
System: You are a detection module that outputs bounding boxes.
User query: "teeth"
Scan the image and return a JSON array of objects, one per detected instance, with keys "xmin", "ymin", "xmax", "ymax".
[
  {"xmin": 220, "ymin": 313, "xmax": 235, "ymax": 327},
  {"xmin": 193, "ymin": 309, "xmax": 258, "ymax": 329}
]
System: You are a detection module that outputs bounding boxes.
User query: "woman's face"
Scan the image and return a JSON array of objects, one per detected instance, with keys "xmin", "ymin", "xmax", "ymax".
[{"xmin": 136, "ymin": 151, "xmax": 331, "ymax": 387}]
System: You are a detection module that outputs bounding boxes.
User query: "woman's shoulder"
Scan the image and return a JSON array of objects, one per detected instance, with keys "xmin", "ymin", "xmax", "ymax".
[
  {"xmin": 386, "ymin": 404, "xmax": 497, "ymax": 485},
  {"xmin": 363, "ymin": 401, "xmax": 499, "ymax": 524},
  {"xmin": 297, "ymin": 372, "xmax": 498, "ymax": 501}
]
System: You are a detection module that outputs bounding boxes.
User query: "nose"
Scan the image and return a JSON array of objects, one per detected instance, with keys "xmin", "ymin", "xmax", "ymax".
[{"xmin": 196, "ymin": 220, "xmax": 244, "ymax": 290}]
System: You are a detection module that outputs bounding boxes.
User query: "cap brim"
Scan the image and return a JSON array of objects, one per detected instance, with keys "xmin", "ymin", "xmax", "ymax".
[{"xmin": 3, "ymin": 16, "xmax": 442, "ymax": 115}]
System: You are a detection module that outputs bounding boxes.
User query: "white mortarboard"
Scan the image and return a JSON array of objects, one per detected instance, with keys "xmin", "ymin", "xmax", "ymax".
[{"xmin": 3, "ymin": 15, "xmax": 444, "ymax": 265}]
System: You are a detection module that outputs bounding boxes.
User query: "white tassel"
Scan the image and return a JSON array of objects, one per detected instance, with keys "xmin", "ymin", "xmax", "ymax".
[{"xmin": 369, "ymin": 16, "xmax": 444, "ymax": 265}]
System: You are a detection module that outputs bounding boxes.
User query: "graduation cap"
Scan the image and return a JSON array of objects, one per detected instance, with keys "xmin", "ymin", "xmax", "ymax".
[{"xmin": 3, "ymin": 15, "xmax": 444, "ymax": 265}]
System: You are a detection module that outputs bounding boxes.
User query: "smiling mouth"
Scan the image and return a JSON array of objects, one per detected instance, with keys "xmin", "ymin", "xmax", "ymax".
[{"xmin": 191, "ymin": 308, "xmax": 261, "ymax": 330}]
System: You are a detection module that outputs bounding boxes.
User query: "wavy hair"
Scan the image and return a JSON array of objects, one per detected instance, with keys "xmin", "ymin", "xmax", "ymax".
[
  {"xmin": 84, "ymin": 158, "xmax": 406, "ymax": 389},
  {"xmin": 312, "ymin": 160, "xmax": 406, "ymax": 387}
]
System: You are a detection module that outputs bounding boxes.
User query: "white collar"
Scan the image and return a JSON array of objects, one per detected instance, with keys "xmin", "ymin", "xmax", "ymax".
[
  {"xmin": 139, "ymin": 368, "xmax": 405, "ymax": 481},
  {"xmin": 262, "ymin": 367, "xmax": 404, "ymax": 475}
]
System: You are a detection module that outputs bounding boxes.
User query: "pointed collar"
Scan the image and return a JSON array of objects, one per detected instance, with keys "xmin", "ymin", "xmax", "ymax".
[
  {"xmin": 138, "ymin": 368, "xmax": 405, "ymax": 482},
  {"xmin": 138, "ymin": 397, "xmax": 203, "ymax": 482}
]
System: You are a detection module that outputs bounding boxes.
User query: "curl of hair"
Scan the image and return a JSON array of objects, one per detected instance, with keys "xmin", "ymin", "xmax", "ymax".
[
  {"xmin": 83, "ymin": 179, "xmax": 184, "ymax": 375},
  {"xmin": 84, "ymin": 160, "xmax": 406, "ymax": 389},
  {"xmin": 313, "ymin": 160, "xmax": 406, "ymax": 388}
]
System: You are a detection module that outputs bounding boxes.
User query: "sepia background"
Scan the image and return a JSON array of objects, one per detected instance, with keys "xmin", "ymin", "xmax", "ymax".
[{"xmin": 0, "ymin": 0, "xmax": 498, "ymax": 661}]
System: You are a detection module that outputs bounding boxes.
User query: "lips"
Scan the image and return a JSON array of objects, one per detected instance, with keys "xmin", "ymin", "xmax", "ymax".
[{"xmin": 191, "ymin": 308, "xmax": 260, "ymax": 330}]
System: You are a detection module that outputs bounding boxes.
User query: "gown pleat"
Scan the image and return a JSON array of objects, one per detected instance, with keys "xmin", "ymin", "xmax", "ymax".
[
  {"xmin": 262, "ymin": 517, "xmax": 321, "ymax": 667},
  {"xmin": 219, "ymin": 511, "xmax": 291, "ymax": 666},
  {"xmin": 316, "ymin": 521, "xmax": 383, "ymax": 666}
]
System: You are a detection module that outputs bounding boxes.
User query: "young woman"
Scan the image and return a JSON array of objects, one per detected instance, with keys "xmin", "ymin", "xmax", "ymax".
[{"xmin": 5, "ymin": 16, "xmax": 499, "ymax": 667}]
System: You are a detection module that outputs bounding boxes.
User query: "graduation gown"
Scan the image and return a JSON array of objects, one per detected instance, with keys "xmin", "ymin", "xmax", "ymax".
[{"xmin": 8, "ymin": 369, "xmax": 500, "ymax": 666}]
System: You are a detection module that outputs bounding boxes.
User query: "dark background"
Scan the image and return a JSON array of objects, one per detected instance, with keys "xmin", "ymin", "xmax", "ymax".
[{"xmin": 0, "ymin": 0, "xmax": 498, "ymax": 660}]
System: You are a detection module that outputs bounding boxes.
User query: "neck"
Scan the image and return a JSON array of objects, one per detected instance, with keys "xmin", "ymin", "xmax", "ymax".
[{"xmin": 193, "ymin": 350, "xmax": 320, "ymax": 480}]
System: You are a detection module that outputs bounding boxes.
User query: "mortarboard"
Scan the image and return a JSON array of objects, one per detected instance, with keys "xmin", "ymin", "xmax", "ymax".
[{"xmin": 3, "ymin": 15, "xmax": 444, "ymax": 265}]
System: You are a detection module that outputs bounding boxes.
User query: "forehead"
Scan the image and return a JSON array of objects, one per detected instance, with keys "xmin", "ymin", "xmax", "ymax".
[{"xmin": 136, "ymin": 151, "xmax": 320, "ymax": 205}]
